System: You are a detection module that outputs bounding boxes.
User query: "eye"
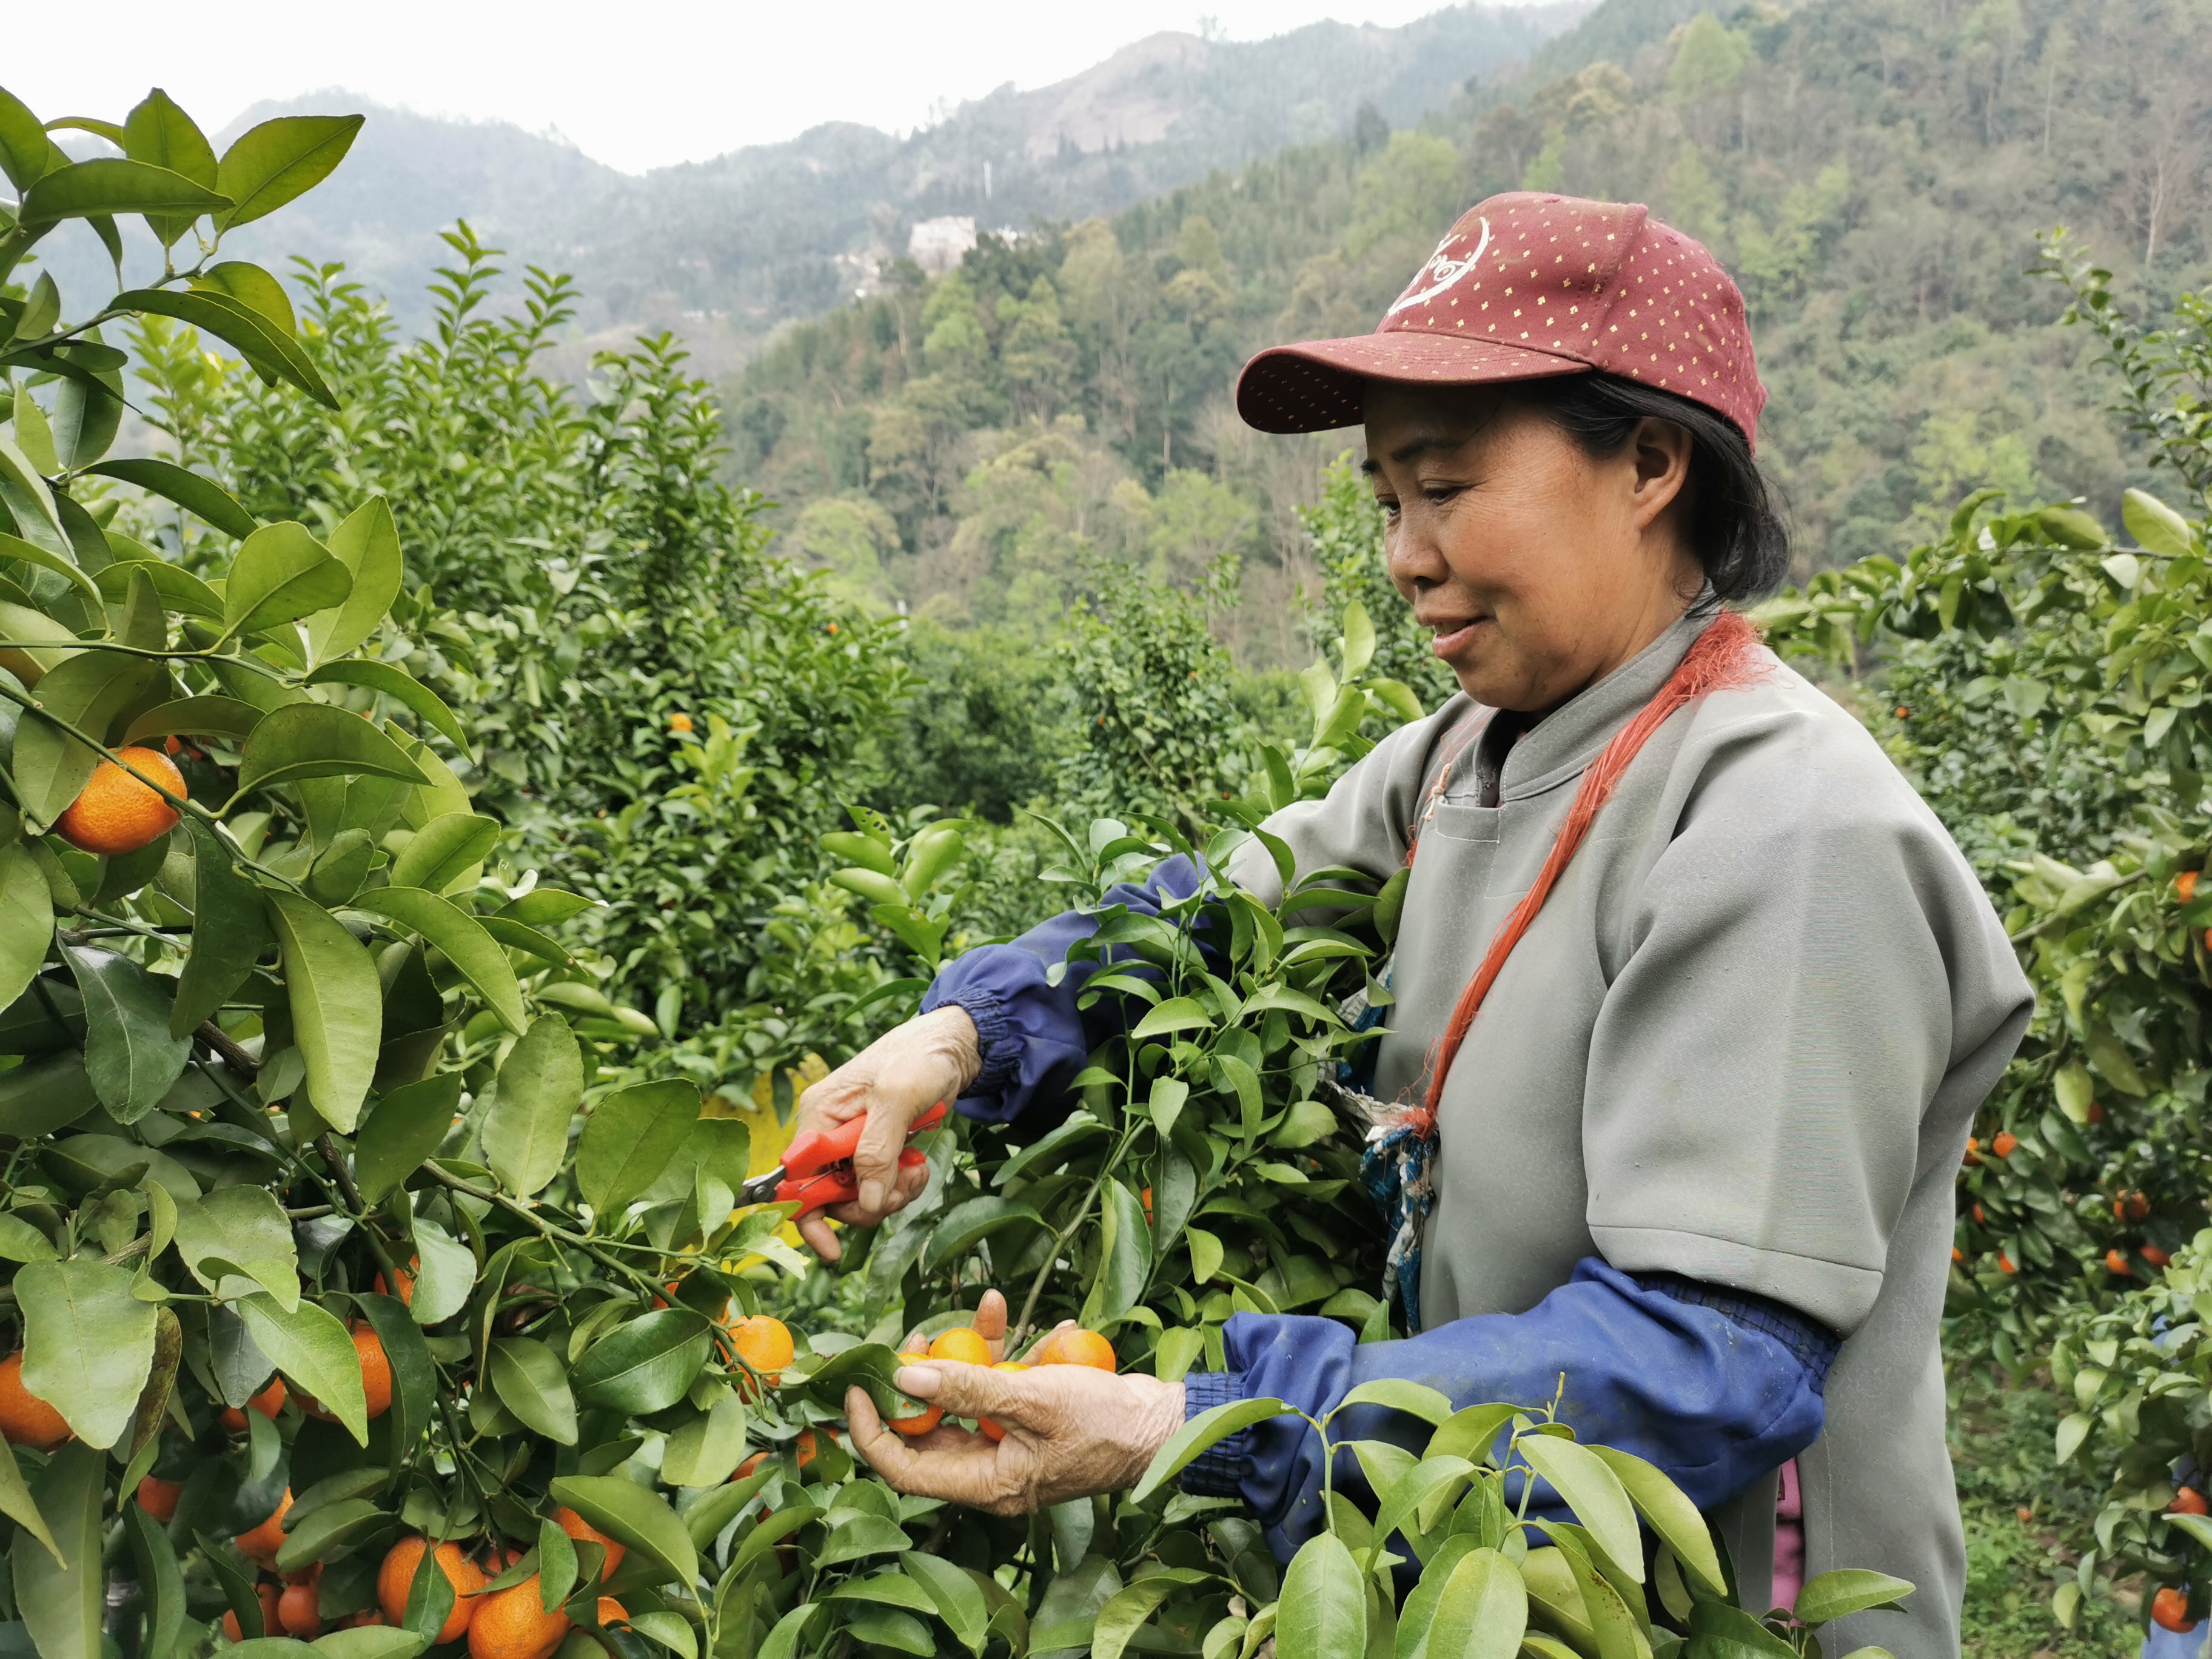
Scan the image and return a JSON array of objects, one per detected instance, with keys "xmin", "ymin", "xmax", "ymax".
[
  {"xmin": 1422, "ymin": 484, "xmax": 1463, "ymax": 506},
  {"xmin": 1373, "ymin": 494, "xmax": 1401, "ymax": 520}
]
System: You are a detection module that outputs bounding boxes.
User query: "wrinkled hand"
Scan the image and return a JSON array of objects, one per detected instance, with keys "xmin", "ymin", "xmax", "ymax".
[
  {"xmin": 789, "ymin": 1005, "xmax": 979, "ymax": 1261},
  {"xmin": 845, "ymin": 1344, "xmax": 1185, "ymax": 1516}
]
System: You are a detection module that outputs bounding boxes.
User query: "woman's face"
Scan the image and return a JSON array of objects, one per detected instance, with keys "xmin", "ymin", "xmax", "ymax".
[{"xmin": 1362, "ymin": 383, "xmax": 1705, "ymax": 714}]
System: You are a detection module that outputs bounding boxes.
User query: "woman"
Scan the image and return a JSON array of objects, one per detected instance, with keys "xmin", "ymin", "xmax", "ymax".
[{"xmin": 796, "ymin": 193, "xmax": 2031, "ymax": 1659}]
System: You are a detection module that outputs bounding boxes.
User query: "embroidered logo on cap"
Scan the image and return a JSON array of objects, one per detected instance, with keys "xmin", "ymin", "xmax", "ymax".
[{"xmin": 1386, "ymin": 218, "xmax": 1491, "ymax": 317}]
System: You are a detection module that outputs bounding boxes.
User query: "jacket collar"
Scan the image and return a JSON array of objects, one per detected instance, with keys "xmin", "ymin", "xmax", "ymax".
[{"xmin": 1495, "ymin": 606, "xmax": 1719, "ymax": 802}]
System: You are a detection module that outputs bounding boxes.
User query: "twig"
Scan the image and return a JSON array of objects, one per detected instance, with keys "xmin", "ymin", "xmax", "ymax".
[
  {"xmin": 420, "ymin": 1163, "xmax": 665, "ymax": 1299},
  {"xmin": 197, "ymin": 1021, "xmax": 262, "ymax": 1078}
]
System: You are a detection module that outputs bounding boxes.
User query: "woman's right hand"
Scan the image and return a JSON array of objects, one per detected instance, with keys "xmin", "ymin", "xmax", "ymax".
[{"xmin": 786, "ymin": 1005, "xmax": 980, "ymax": 1261}]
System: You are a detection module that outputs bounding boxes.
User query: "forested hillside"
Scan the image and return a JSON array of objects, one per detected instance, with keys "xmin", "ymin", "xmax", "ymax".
[{"xmin": 730, "ymin": 0, "xmax": 2212, "ymax": 662}]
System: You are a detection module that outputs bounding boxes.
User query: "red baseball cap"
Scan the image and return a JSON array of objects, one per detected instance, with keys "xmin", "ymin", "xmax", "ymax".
[{"xmin": 1236, "ymin": 192, "xmax": 1766, "ymax": 447}]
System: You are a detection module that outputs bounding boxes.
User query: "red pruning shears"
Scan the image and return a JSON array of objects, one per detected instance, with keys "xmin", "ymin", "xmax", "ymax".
[{"xmin": 740, "ymin": 1103, "xmax": 947, "ymax": 1218}]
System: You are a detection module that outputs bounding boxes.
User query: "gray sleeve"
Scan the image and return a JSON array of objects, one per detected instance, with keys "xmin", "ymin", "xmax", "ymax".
[
  {"xmin": 1581, "ymin": 710, "xmax": 2033, "ymax": 1336},
  {"xmin": 1226, "ymin": 697, "xmax": 1469, "ymax": 903}
]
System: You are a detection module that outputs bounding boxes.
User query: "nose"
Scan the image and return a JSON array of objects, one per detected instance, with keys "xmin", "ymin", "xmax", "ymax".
[{"xmin": 1385, "ymin": 505, "xmax": 1448, "ymax": 597}]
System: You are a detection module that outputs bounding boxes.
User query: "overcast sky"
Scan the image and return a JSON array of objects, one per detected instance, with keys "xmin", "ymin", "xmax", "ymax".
[{"xmin": 14, "ymin": 0, "xmax": 1462, "ymax": 175}]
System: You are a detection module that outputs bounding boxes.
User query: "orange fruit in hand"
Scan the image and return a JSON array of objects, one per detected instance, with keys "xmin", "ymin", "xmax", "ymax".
[
  {"xmin": 554, "ymin": 1505, "xmax": 625, "ymax": 1576},
  {"xmin": 2106, "ymin": 1248, "xmax": 2130, "ymax": 1274},
  {"xmin": 2153, "ymin": 1587, "xmax": 2199, "ymax": 1632},
  {"xmin": 980, "ymin": 1361, "xmax": 1028, "ymax": 1441},
  {"xmin": 221, "ymin": 1376, "xmax": 287, "ymax": 1432},
  {"xmin": 1990, "ymin": 1130, "xmax": 2018, "ymax": 1159},
  {"xmin": 236, "ymin": 1489, "xmax": 292, "ymax": 1564},
  {"xmin": 468, "ymin": 1577, "xmax": 570, "ymax": 1659},
  {"xmin": 374, "ymin": 1258, "xmax": 418, "ymax": 1306},
  {"xmin": 223, "ymin": 1583, "xmax": 284, "ymax": 1643},
  {"xmin": 2172, "ymin": 1486, "xmax": 2210, "ymax": 1517},
  {"xmin": 928, "ymin": 1327, "xmax": 993, "ymax": 1366},
  {"xmin": 278, "ymin": 1581, "xmax": 322, "ymax": 1637},
  {"xmin": 1034, "ymin": 1328, "xmax": 1117, "ymax": 1372},
  {"xmin": 888, "ymin": 1352, "xmax": 943, "ymax": 1436},
  {"xmin": 0, "ymin": 1352, "xmax": 70, "ymax": 1449},
  {"xmin": 300, "ymin": 1326, "xmax": 393, "ymax": 1421},
  {"xmin": 53, "ymin": 746, "xmax": 184, "ymax": 856},
  {"xmin": 379, "ymin": 1537, "xmax": 485, "ymax": 1643},
  {"xmin": 136, "ymin": 1476, "xmax": 182, "ymax": 1522}
]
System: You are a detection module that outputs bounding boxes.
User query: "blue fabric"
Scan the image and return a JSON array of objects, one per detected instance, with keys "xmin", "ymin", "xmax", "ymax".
[
  {"xmin": 923, "ymin": 854, "xmax": 1212, "ymax": 1124},
  {"xmin": 1182, "ymin": 1258, "xmax": 1834, "ymax": 1567},
  {"xmin": 1360, "ymin": 1111, "xmax": 1435, "ymax": 1335}
]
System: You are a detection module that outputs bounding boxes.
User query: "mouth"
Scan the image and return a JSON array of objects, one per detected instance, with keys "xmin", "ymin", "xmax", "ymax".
[{"xmin": 1423, "ymin": 615, "xmax": 1489, "ymax": 659}]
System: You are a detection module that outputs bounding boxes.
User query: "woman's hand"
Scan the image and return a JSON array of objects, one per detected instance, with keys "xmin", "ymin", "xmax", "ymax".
[
  {"xmin": 845, "ymin": 1352, "xmax": 1185, "ymax": 1516},
  {"xmin": 788, "ymin": 1005, "xmax": 980, "ymax": 1260}
]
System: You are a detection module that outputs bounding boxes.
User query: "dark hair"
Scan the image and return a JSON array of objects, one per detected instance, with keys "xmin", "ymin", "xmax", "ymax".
[{"xmin": 1509, "ymin": 373, "xmax": 1791, "ymax": 603}]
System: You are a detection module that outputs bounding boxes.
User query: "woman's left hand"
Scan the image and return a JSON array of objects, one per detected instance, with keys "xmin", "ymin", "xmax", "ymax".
[{"xmin": 845, "ymin": 1329, "xmax": 1186, "ymax": 1514}]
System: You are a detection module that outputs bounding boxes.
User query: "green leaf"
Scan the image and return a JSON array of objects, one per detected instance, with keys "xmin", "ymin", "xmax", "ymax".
[
  {"xmin": 348, "ymin": 886, "xmax": 526, "ymax": 1036},
  {"xmin": 576, "ymin": 1079, "xmax": 701, "ymax": 1215},
  {"xmin": 757, "ymin": 1603, "xmax": 820, "ymax": 1659},
  {"xmin": 172, "ymin": 819, "xmax": 274, "ymax": 1036},
  {"xmin": 1421, "ymin": 1546, "xmax": 1526, "ymax": 1659},
  {"xmin": 406, "ymin": 1216, "xmax": 475, "ymax": 1328},
  {"xmin": 1516, "ymin": 1432, "xmax": 1643, "ymax": 1583},
  {"xmin": 16, "ymin": 158, "xmax": 227, "ymax": 229},
  {"xmin": 920, "ymin": 1196, "xmax": 1044, "ymax": 1275},
  {"xmin": 122, "ymin": 1503, "xmax": 186, "ymax": 1657},
  {"xmin": 0, "ymin": 530, "xmax": 102, "ymax": 609},
  {"xmin": 0, "ymin": 1439, "xmax": 57, "ymax": 1564},
  {"xmin": 814, "ymin": 1513, "xmax": 917, "ymax": 1568},
  {"xmin": 1131, "ymin": 1396, "xmax": 1289, "ymax": 1503},
  {"xmin": 1131, "ymin": 996, "xmax": 1215, "ymax": 1039},
  {"xmin": 275, "ymin": 1498, "xmax": 384, "ymax": 1575},
  {"xmin": 0, "ymin": 90, "xmax": 56, "ymax": 193},
  {"xmin": 546, "ymin": 1474, "xmax": 697, "ymax": 1589},
  {"xmin": 123, "ymin": 89, "xmax": 217, "ymax": 186},
  {"xmin": 192, "ymin": 262, "xmax": 297, "ymax": 335},
  {"xmin": 1369, "ymin": 1457, "xmax": 1474, "ymax": 1566},
  {"xmin": 11, "ymin": 1443, "xmax": 105, "ymax": 1659},
  {"xmin": 113, "ymin": 287, "xmax": 337, "ymax": 408},
  {"xmin": 307, "ymin": 662, "xmax": 467, "ymax": 754},
  {"xmin": 304, "ymin": 497, "xmax": 403, "ymax": 663},
  {"xmin": 1589, "ymin": 1444, "xmax": 1725, "ymax": 1597},
  {"xmin": 2122, "ymin": 486, "xmax": 2194, "ymax": 557},
  {"xmin": 901, "ymin": 1551, "xmax": 991, "ymax": 1655},
  {"xmin": 215, "ymin": 115, "xmax": 363, "ymax": 229},
  {"xmin": 48, "ymin": 374, "xmax": 123, "ymax": 471},
  {"xmin": 1687, "ymin": 1598, "xmax": 1798, "ymax": 1657},
  {"xmin": 62, "ymin": 945, "xmax": 190, "ymax": 1122},
  {"xmin": 386, "ymin": 811, "xmax": 498, "ymax": 893},
  {"xmin": 352, "ymin": 1292, "xmax": 433, "ymax": 1472},
  {"xmin": 1335, "ymin": 1378, "xmax": 1455, "ymax": 1426},
  {"xmin": 236, "ymin": 1292, "xmax": 369, "ymax": 1444},
  {"xmin": 173, "ymin": 1185, "xmax": 301, "ymax": 1308},
  {"xmin": 238, "ymin": 703, "xmax": 431, "ymax": 799},
  {"xmin": 223, "ymin": 521, "xmax": 352, "ymax": 636},
  {"xmin": 264, "ymin": 891, "xmax": 381, "ymax": 1132},
  {"xmin": 487, "ymin": 1338, "xmax": 578, "ymax": 1445},
  {"xmin": 1793, "ymin": 1569, "xmax": 1914, "ymax": 1626},
  {"xmin": 570, "ymin": 1309, "xmax": 712, "ymax": 1413},
  {"xmin": 0, "ymin": 843, "xmax": 52, "ymax": 1013},
  {"xmin": 659, "ymin": 1386, "xmax": 747, "ymax": 1486},
  {"xmin": 312, "ymin": 1632, "xmax": 430, "ymax": 1659},
  {"xmin": 538, "ymin": 1513, "xmax": 577, "ymax": 1609},
  {"xmin": 18, "ymin": 1259, "xmax": 157, "ymax": 1449},
  {"xmin": 10, "ymin": 648, "xmax": 158, "ymax": 826},
  {"xmin": 1090, "ymin": 1574, "xmax": 1206, "ymax": 1659},
  {"xmin": 1276, "ymin": 1531, "xmax": 1367, "ymax": 1659},
  {"xmin": 123, "ymin": 694, "xmax": 265, "ymax": 745},
  {"xmin": 479, "ymin": 1016, "xmax": 580, "ymax": 1198},
  {"xmin": 83, "ymin": 459, "xmax": 257, "ymax": 538},
  {"xmin": 1080, "ymin": 1177, "xmax": 1152, "ymax": 1332}
]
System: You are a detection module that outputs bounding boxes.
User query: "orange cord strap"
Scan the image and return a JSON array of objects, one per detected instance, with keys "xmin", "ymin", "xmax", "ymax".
[{"xmin": 1412, "ymin": 610, "xmax": 1766, "ymax": 1122}]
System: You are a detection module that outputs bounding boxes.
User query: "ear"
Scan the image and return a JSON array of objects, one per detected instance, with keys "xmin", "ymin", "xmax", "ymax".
[{"xmin": 1628, "ymin": 417, "xmax": 1694, "ymax": 530}]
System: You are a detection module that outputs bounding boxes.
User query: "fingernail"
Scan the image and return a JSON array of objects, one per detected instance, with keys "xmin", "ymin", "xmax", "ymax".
[
  {"xmin": 859, "ymin": 1179, "xmax": 885, "ymax": 1214},
  {"xmin": 896, "ymin": 1364, "xmax": 942, "ymax": 1397}
]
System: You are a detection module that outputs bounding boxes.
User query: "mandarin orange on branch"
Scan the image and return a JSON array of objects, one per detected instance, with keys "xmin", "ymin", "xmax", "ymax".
[
  {"xmin": 236, "ymin": 1489, "xmax": 293, "ymax": 1564},
  {"xmin": 0, "ymin": 1350, "xmax": 69, "ymax": 1449},
  {"xmin": 378, "ymin": 1537, "xmax": 484, "ymax": 1643},
  {"xmin": 469, "ymin": 1575, "xmax": 570, "ymax": 1659},
  {"xmin": 221, "ymin": 1376, "xmax": 287, "ymax": 1432},
  {"xmin": 554, "ymin": 1505, "xmax": 625, "ymax": 1576},
  {"xmin": 53, "ymin": 745, "xmax": 184, "ymax": 855}
]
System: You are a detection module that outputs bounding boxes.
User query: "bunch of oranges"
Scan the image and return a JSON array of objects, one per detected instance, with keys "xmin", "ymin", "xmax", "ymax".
[
  {"xmin": 369, "ymin": 1506, "xmax": 627, "ymax": 1658},
  {"xmin": 885, "ymin": 1319, "xmax": 1116, "ymax": 1438}
]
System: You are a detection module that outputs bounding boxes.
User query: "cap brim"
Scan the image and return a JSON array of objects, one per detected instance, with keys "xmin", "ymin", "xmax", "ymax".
[{"xmin": 1235, "ymin": 332, "xmax": 1594, "ymax": 434}]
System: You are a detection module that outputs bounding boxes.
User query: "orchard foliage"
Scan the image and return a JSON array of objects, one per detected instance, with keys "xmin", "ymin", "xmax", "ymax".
[{"xmin": 1761, "ymin": 234, "xmax": 2212, "ymax": 1630}]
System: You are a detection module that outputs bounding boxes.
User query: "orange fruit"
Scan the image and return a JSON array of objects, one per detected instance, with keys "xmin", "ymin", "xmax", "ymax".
[
  {"xmin": 378, "ymin": 1537, "xmax": 484, "ymax": 1643},
  {"xmin": 136, "ymin": 1476, "xmax": 182, "ymax": 1522},
  {"xmin": 669, "ymin": 712, "xmax": 694, "ymax": 734},
  {"xmin": 300, "ymin": 1326, "xmax": 392, "ymax": 1421},
  {"xmin": 554, "ymin": 1506, "xmax": 625, "ymax": 1576},
  {"xmin": 1034, "ymin": 1328, "xmax": 1116, "ymax": 1372},
  {"xmin": 1141, "ymin": 1185, "xmax": 1153, "ymax": 1222},
  {"xmin": 53, "ymin": 746, "xmax": 184, "ymax": 856},
  {"xmin": 223, "ymin": 1583, "xmax": 285, "ymax": 1642},
  {"xmin": 2127, "ymin": 1191, "xmax": 2153, "ymax": 1221},
  {"xmin": 221, "ymin": 1376, "xmax": 287, "ymax": 1432},
  {"xmin": 1996, "ymin": 1252, "xmax": 2017, "ymax": 1275},
  {"xmin": 730, "ymin": 1316, "xmax": 794, "ymax": 1395},
  {"xmin": 279, "ymin": 1581, "xmax": 322, "ymax": 1637},
  {"xmin": 2106, "ymin": 1248, "xmax": 2130, "ymax": 1274},
  {"xmin": 236, "ymin": 1489, "xmax": 292, "ymax": 1564},
  {"xmin": 1950, "ymin": 1246, "xmax": 1964, "ymax": 1264},
  {"xmin": 597, "ymin": 1597, "xmax": 627, "ymax": 1626},
  {"xmin": 374, "ymin": 1258, "xmax": 418, "ymax": 1305},
  {"xmin": 2153, "ymin": 1587, "xmax": 2198, "ymax": 1632},
  {"xmin": 0, "ymin": 1351, "xmax": 70, "ymax": 1449},
  {"xmin": 888, "ymin": 1352, "xmax": 942, "ymax": 1436},
  {"xmin": 980, "ymin": 1361, "xmax": 1028, "ymax": 1441},
  {"xmin": 2180, "ymin": 871, "xmax": 2200, "ymax": 903},
  {"xmin": 2144, "ymin": 1244, "xmax": 2173, "ymax": 1268},
  {"xmin": 927, "ymin": 1327, "xmax": 993, "ymax": 1366},
  {"xmin": 735, "ymin": 1451, "xmax": 769, "ymax": 1481},
  {"xmin": 468, "ymin": 1577, "xmax": 570, "ymax": 1659},
  {"xmin": 1990, "ymin": 1130, "xmax": 2017, "ymax": 1159},
  {"xmin": 2086, "ymin": 1101, "xmax": 2105, "ymax": 1122},
  {"xmin": 2173, "ymin": 1487, "xmax": 2210, "ymax": 1517},
  {"xmin": 797, "ymin": 1427, "xmax": 838, "ymax": 1467},
  {"xmin": 1971, "ymin": 1204, "xmax": 1985, "ymax": 1224}
]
